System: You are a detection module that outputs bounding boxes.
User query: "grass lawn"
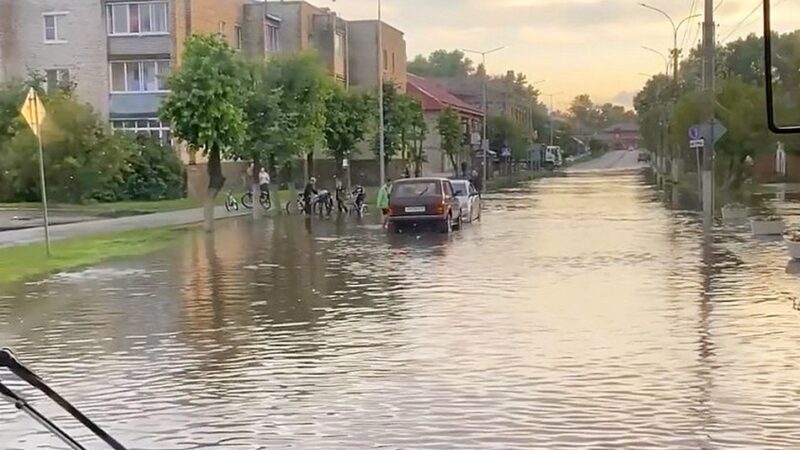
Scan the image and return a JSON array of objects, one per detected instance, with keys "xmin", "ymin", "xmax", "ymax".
[
  {"xmin": 0, "ymin": 228, "xmax": 181, "ymax": 285},
  {"xmin": 0, "ymin": 186, "xmax": 381, "ymax": 217}
]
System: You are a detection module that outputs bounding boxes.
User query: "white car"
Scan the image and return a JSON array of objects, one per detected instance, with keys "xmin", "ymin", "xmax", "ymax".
[{"xmin": 450, "ymin": 179, "xmax": 482, "ymax": 223}]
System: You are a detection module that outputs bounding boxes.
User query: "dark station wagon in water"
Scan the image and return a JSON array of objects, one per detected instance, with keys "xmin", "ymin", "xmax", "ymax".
[{"xmin": 387, "ymin": 178, "xmax": 463, "ymax": 233}]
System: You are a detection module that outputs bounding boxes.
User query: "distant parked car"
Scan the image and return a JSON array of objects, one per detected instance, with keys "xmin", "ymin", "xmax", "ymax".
[
  {"xmin": 638, "ymin": 152, "xmax": 651, "ymax": 162},
  {"xmin": 388, "ymin": 178, "xmax": 462, "ymax": 233},
  {"xmin": 450, "ymin": 179, "xmax": 482, "ymax": 223}
]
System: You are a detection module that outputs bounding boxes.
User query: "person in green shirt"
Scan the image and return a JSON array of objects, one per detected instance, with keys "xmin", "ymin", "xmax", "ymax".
[{"xmin": 376, "ymin": 178, "xmax": 391, "ymax": 228}]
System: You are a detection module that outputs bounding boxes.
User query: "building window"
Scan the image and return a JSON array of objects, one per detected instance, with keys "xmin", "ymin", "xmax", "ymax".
[
  {"xmin": 265, "ymin": 23, "xmax": 279, "ymax": 52},
  {"xmin": 383, "ymin": 49, "xmax": 388, "ymax": 71},
  {"xmin": 110, "ymin": 60, "xmax": 170, "ymax": 93},
  {"xmin": 392, "ymin": 52, "xmax": 396, "ymax": 71},
  {"xmin": 111, "ymin": 119, "xmax": 171, "ymax": 145},
  {"xmin": 43, "ymin": 13, "xmax": 67, "ymax": 43},
  {"xmin": 235, "ymin": 25, "xmax": 242, "ymax": 50},
  {"xmin": 107, "ymin": 2, "xmax": 168, "ymax": 35},
  {"xmin": 334, "ymin": 32, "xmax": 345, "ymax": 76},
  {"xmin": 44, "ymin": 69, "xmax": 70, "ymax": 92},
  {"xmin": 218, "ymin": 21, "xmax": 226, "ymax": 34}
]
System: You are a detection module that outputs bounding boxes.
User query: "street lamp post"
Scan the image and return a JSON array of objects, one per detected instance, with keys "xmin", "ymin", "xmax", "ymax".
[
  {"xmin": 543, "ymin": 92, "xmax": 563, "ymax": 146},
  {"xmin": 641, "ymin": 46, "xmax": 670, "ymax": 75},
  {"xmin": 462, "ymin": 46, "xmax": 505, "ymax": 185},
  {"xmin": 376, "ymin": 0, "xmax": 385, "ymax": 184},
  {"xmin": 639, "ymin": 3, "xmax": 700, "ymax": 81}
]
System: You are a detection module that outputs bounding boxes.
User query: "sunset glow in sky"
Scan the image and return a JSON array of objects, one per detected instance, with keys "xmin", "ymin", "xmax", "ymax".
[{"xmin": 318, "ymin": 0, "xmax": 800, "ymax": 109}]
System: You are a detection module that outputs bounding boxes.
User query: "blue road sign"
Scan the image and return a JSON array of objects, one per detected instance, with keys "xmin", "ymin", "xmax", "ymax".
[{"xmin": 689, "ymin": 125, "xmax": 702, "ymax": 140}]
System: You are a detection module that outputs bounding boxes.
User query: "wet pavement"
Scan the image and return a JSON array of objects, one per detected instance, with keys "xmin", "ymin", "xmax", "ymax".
[{"xmin": 3, "ymin": 170, "xmax": 800, "ymax": 449}]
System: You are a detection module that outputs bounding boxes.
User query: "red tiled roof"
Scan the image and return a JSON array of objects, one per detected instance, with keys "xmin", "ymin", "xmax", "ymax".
[{"xmin": 407, "ymin": 73, "xmax": 484, "ymax": 118}]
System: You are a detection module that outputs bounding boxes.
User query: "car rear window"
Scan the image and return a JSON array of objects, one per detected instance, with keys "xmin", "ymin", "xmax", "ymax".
[
  {"xmin": 393, "ymin": 181, "xmax": 442, "ymax": 198},
  {"xmin": 451, "ymin": 182, "xmax": 469, "ymax": 195}
]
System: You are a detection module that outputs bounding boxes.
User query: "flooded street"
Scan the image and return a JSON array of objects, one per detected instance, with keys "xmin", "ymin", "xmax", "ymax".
[{"xmin": 4, "ymin": 169, "xmax": 800, "ymax": 449}]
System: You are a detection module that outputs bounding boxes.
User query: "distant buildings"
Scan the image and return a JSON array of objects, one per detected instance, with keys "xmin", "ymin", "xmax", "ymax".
[
  {"xmin": 407, "ymin": 74, "xmax": 483, "ymax": 175},
  {"xmin": 0, "ymin": 0, "xmax": 408, "ymax": 145},
  {"xmin": 596, "ymin": 123, "xmax": 641, "ymax": 151}
]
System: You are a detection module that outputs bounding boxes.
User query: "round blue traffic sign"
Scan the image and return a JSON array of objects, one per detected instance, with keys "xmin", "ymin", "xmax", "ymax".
[{"xmin": 689, "ymin": 126, "xmax": 701, "ymax": 140}]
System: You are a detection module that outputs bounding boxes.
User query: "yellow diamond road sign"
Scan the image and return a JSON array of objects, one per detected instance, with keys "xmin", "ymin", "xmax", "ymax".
[{"xmin": 21, "ymin": 87, "xmax": 46, "ymax": 137}]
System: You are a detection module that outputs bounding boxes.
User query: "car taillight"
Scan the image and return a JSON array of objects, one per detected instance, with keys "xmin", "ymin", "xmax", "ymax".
[
  {"xmin": 390, "ymin": 206, "xmax": 402, "ymax": 216},
  {"xmin": 433, "ymin": 201, "xmax": 446, "ymax": 215}
]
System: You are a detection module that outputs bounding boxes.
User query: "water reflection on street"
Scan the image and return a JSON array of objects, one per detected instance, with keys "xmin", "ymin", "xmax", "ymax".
[{"xmin": 4, "ymin": 171, "xmax": 800, "ymax": 448}]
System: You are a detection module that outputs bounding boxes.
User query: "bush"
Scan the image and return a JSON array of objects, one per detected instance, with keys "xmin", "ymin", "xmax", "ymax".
[
  {"xmin": 0, "ymin": 80, "xmax": 185, "ymax": 204},
  {"xmin": 4, "ymin": 92, "xmax": 133, "ymax": 203},
  {"xmin": 117, "ymin": 134, "xmax": 185, "ymax": 201}
]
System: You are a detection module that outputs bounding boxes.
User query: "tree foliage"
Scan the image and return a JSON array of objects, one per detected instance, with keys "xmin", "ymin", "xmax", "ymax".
[
  {"xmin": 0, "ymin": 82, "xmax": 185, "ymax": 204},
  {"xmin": 259, "ymin": 51, "xmax": 332, "ymax": 168},
  {"xmin": 159, "ymin": 33, "xmax": 247, "ymax": 194},
  {"xmin": 324, "ymin": 85, "xmax": 374, "ymax": 174},
  {"xmin": 488, "ymin": 115, "xmax": 528, "ymax": 160},
  {"xmin": 376, "ymin": 82, "xmax": 425, "ymax": 164},
  {"xmin": 437, "ymin": 107, "xmax": 463, "ymax": 174},
  {"xmin": 408, "ymin": 50, "xmax": 475, "ymax": 77}
]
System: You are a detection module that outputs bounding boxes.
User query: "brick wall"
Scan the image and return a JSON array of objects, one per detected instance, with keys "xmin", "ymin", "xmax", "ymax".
[
  {"xmin": 348, "ymin": 20, "xmax": 406, "ymax": 92},
  {"xmin": 4, "ymin": 0, "xmax": 109, "ymax": 117},
  {"xmin": 189, "ymin": 0, "xmax": 246, "ymax": 49}
]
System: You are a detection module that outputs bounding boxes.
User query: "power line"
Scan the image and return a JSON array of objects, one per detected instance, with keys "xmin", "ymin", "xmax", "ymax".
[
  {"xmin": 681, "ymin": 0, "xmax": 699, "ymax": 53},
  {"xmin": 721, "ymin": 0, "xmax": 762, "ymax": 43}
]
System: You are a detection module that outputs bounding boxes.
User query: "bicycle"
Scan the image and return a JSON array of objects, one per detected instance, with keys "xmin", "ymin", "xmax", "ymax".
[
  {"xmin": 224, "ymin": 190, "xmax": 240, "ymax": 212},
  {"xmin": 349, "ymin": 186, "xmax": 368, "ymax": 217},
  {"xmin": 241, "ymin": 188, "xmax": 272, "ymax": 210},
  {"xmin": 286, "ymin": 193, "xmax": 307, "ymax": 214}
]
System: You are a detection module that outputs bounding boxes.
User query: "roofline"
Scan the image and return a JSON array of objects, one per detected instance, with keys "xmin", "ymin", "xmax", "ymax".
[{"xmin": 348, "ymin": 19, "xmax": 404, "ymax": 35}]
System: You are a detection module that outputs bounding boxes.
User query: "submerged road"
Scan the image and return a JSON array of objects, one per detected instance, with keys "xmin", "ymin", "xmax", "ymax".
[{"xmin": 4, "ymin": 167, "xmax": 800, "ymax": 449}]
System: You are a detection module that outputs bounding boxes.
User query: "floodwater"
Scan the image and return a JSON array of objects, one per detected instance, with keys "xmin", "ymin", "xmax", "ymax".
[{"xmin": 3, "ymin": 169, "xmax": 800, "ymax": 449}]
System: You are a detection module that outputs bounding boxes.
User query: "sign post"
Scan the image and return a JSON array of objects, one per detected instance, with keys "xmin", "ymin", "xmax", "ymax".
[{"xmin": 21, "ymin": 88, "xmax": 50, "ymax": 257}]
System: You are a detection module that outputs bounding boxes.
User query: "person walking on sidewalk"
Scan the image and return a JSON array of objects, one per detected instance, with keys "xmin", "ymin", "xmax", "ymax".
[{"xmin": 377, "ymin": 178, "xmax": 392, "ymax": 228}]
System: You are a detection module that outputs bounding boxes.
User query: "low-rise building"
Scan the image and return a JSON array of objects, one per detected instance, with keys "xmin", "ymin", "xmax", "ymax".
[
  {"xmin": 265, "ymin": 1, "xmax": 348, "ymax": 84},
  {"xmin": 407, "ymin": 74, "xmax": 483, "ymax": 175},
  {"xmin": 348, "ymin": 20, "xmax": 406, "ymax": 92}
]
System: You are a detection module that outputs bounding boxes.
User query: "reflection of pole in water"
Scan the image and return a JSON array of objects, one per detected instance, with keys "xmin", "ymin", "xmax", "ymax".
[{"xmin": 695, "ymin": 231, "xmax": 722, "ymax": 443}]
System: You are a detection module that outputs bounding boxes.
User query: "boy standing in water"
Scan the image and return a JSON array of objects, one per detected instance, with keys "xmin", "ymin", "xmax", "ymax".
[{"xmin": 377, "ymin": 178, "xmax": 391, "ymax": 228}]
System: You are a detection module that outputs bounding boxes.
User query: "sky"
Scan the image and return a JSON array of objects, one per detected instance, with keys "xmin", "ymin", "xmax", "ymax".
[{"xmin": 314, "ymin": 0, "xmax": 800, "ymax": 110}]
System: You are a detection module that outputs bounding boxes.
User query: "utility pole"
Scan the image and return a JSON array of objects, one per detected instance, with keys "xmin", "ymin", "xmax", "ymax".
[
  {"xmin": 377, "ymin": 0, "xmax": 385, "ymax": 185},
  {"xmin": 462, "ymin": 46, "xmax": 505, "ymax": 186},
  {"xmin": 702, "ymin": 0, "xmax": 715, "ymax": 227}
]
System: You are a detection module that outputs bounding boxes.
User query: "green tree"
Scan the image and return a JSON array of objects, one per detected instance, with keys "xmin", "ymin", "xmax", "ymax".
[
  {"xmin": 261, "ymin": 51, "xmax": 332, "ymax": 181},
  {"xmin": 488, "ymin": 115, "xmax": 528, "ymax": 159},
  {"xmin": 408, "ymin": 50, "xmax": 474, "ymax": 77},
  {"xmin": 408, "ymin": 105, "xmax": 428, "ymax": 177},
  {"xmin": 437, "ymin": 107, "xmax": 463, "ymax": 176},
  {"xmin": 324, "ymin": 85, "xmax": 374, "ymax": 179},
  {"xmin": 159, "ymin": 33, "xmax": 247, "ymax": 230}
]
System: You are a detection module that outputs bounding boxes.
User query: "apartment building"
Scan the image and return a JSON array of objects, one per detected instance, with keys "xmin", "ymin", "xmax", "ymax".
[
  {"xmin": 0, "ymin": 0, "xmax": 109, "ymax": 116},
  {"xmin": 0, "ymin": 0, "xmax": 247, "ymax": 143},
  {"xmin": 347, "ymin": 20, "xmax": 406, "ymax": 92},
  {"xmin": 265, "ymin": 1, "xmax": 348, "ymax": 85},
  {"xmin": 106, "ymin": 0, "xmax": 246, "ymax": 143}
]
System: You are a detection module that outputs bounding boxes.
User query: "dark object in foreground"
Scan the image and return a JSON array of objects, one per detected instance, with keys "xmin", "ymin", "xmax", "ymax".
[
  {"xmin": 387, "ymin": 178, "xmax": 463, "ymax": 234},
  {"xmin": 0, "ymin": 348, "xmax": 128, "ymax": 450}
]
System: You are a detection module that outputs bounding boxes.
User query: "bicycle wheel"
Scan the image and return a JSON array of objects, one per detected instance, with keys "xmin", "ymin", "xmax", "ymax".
[
  {"xmin": 260, "ymin": 193, "xmax": 272, "ymax": 210},
  {"xmin": 225, "ymin": 197, "xmax": 238, "ymax": 212},
  {"xmin": 241, "ymin": 193, "xmax": 254, "ymax": 209}
]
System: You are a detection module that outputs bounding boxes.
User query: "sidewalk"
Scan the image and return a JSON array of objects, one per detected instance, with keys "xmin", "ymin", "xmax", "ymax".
[{"xmin": 0, "ymin": 206, "xmax": 247, "ymax": 248}]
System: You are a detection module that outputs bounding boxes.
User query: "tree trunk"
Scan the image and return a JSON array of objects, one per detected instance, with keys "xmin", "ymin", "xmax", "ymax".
[
  {"xmin": 335, "ymin": 155, "xmax": 344, "ymax": 179},
  {"xmin": 306, "ymin": 151, "xmax": 315, "ymax": 180},
  {"xmin": 268, "ymin": 154, "xmax": 279, "ymax": 216},
  {"xmin": 206, "ymin": 148, "xmax": 226, "ymax": 232},
  {"xmin": 251, "ymin": 159, "xmax": 262, "ymax": 219}
]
